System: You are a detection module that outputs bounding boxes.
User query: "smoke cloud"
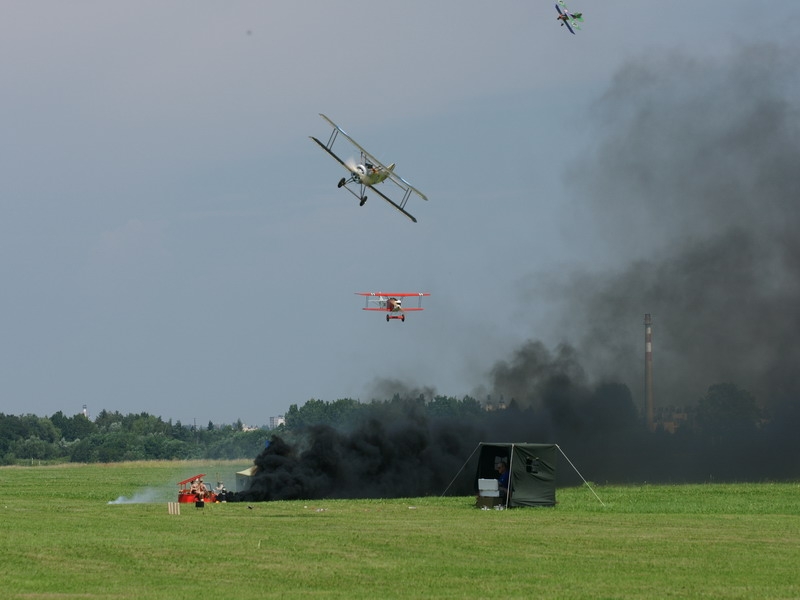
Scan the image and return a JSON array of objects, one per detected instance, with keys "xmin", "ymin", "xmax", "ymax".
[
  {"xmin": 547, "ymin": 43, "xmax": 800, "ymax": 412},
  {"xmin": 240, "ymin": 43, "xmax": 800, "ymax": 499},
  {"xmin": 108, "ymin": 487, "xmax": 168, "ymax": 504},
  {"xmin": 239, "ymin": 401, "xmax": 485, "ymax": 501}
]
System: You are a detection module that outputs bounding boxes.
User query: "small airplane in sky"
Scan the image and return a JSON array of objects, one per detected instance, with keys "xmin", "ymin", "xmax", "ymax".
[
  {"xmin": 310, "ymin": 114, "xmax": 428, "ymax": 223},
  {"xmin": 555, "ymin": 0, "xmax": 583, "ymax": 34},
  {"xmin": 356, "ymin": 292, "xmax": 430, "ymax": 322}
]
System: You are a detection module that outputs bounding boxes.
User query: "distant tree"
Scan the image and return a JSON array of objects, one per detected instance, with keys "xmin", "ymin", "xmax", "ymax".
[
  {"xmin": 328, "ymin": 398, "xmax": 360, "ymax": 426},
  {"xmin": 19, "ymin": 415, "xmax": 60, "ymax": 444},
  {"xmin": 127, "ymin": 413, "xmax": 170, "ymax": 436},
  {"xmin": 696, "ymin": 383, "xmax": 760, "ymax": 436},
  {"xmin": 50, "ymin": 411, "xmax": 96, "ymax": 441},
  {"xmin": 427, "ymin": 395, "xmax": 484, "ymax": 419},
  {"xmin": 426, "ymin": 396, "xmax": 456, "ymax": 418},
  {"xmin": 0, "ymin": 414, "xmax": 25, "ymax": 454},
  {"xmin": 12, "ymin": 436, "xmax": 57, "ymax": 460},
  {"xmin": 95, "ymin": 410, "xmax": 124, "ymax": 431},
  {"xmin": 285, "ymin": 399, "xmax": 331, "ymax": 430},
  {"xmin": 457, "ymin": 396, "xmax": 484, "ymax": 417}
]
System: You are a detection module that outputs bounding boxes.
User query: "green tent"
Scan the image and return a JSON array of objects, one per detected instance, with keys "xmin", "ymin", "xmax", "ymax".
[{"xmin": 475, "ymin": 442, "xmax": 557, "ymax": 508}]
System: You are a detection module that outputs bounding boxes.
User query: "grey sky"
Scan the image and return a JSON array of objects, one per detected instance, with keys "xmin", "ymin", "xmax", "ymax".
[{"xmin": 1, "ymin": 1, "xmax": 795, "ymax": 426}]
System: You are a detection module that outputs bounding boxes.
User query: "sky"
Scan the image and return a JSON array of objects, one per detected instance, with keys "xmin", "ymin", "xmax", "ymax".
[{"xmin": 1, "ymin": 1, "xmax": 798, "ymax": 427}]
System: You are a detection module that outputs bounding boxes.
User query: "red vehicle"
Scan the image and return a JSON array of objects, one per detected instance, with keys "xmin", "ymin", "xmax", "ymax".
[{"xmin": 177, "ymin": 474, "xmax": 218, "ymax": 504}]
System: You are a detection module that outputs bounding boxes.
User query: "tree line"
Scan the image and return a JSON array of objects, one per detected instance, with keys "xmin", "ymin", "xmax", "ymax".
[
  {"xmin": 0, "ymin": 410, "xmax": 269, "ymax": 464},
  {"xmin": 0, "ymin": 396, "xmax": 486, "ymax": 465},
  {"xmin": 3, "ymin": 381, "xmax": 798, "ymax": 482}
]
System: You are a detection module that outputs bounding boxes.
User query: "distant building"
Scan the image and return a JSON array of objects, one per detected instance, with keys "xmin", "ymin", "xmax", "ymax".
[
  {"xmin": 484, "ymin": 396, "xmax": 508, "ymax": 412},
  {"xmin": 654, "ymin": 406, "xmax": 692, "ymax": 434},
  {"xmin": 269, "ymin": 415, "xmax": 285, "ymax": 429}
]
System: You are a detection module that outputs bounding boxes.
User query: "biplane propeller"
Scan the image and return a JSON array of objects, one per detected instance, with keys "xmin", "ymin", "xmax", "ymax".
[
  {"xmin": 310, "ymin": 114, "xmax": 428, "ymax": 223},
  {"xmin": 356, "ymin": 292, "xmax": 430, "ymax": 322}
]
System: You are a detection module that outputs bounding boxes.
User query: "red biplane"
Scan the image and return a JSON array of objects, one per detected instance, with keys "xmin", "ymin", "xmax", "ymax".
[
  {"xmin": 177, "ymin": 474, "xmax": 219, "ymax": 504},
  {"xmin": 356, "ymin": 292, "xmax": 430, "ymax": 322}
]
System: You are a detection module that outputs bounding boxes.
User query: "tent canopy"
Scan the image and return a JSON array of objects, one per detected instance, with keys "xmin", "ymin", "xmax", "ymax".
[
  {"xmin": 235, "ymin": 466, "xmax": 258, "ymax": 492},
  {"xmin": 475, "ymin": 442, "xmax": 557, "ymax": 507}
]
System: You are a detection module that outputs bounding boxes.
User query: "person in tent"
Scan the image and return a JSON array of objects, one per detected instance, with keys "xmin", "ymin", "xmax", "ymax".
[{"xmin": 496, "ymin": 457, "xmax": 510, "ymax": 501}]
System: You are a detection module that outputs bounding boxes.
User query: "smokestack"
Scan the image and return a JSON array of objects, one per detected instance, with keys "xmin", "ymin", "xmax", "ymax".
[{"xmin": 644, "ymin": 314, "xmax": 655, "ymax": 431}]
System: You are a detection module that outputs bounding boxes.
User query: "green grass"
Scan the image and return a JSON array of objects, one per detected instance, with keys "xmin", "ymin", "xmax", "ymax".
[{"xmin": 2, "ymin": 462, "xmax": 799, "ymax": 599}]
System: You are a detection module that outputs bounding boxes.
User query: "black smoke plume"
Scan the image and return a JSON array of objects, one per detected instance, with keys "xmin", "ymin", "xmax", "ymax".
[
  {"xmin": 548, "ymin": 44, "xmax": 800, "ymax": 413},
  {"xmin": 239, "ymin": 400, "xmax": 486, "ymax": 501},
  {"xmin": 240, "ymin": 44, "xmax": 800, "ymax": 499}
]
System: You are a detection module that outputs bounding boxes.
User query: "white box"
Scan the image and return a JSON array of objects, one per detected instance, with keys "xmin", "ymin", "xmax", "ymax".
[{"xmin": 478, "ymin": 478, "xmax": 500, "ymax": 497}]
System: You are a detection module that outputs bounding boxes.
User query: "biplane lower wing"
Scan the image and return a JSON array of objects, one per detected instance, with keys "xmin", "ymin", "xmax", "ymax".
[
  {"xmin": 367, "ymin": 183, "xmax": 419, "ymax": 223},
  {"xmin": 362, "ymin": 307, "xmax": 424, "ymax": 312},
  {"xmin": 310, "ymin": 135, "xmax": 353, "ymax": 174}
]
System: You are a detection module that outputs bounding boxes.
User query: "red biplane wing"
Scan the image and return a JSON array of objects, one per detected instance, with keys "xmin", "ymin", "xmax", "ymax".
[
  {"xmin": 355, "ymin": 292, "xmax": 430, "ymax": 298},
  {"xmin": 178, "ymin": 474, "xmax": 206, "ymax": 486},
  {"xmin": 362, "ymin": 307, "xmax": 424, "ymax": 312}
]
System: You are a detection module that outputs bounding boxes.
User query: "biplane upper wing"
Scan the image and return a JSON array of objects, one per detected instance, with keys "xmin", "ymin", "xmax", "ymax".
[
  {"xmin": 317, "ymin": 114, "xmax": 428, "ymax": 202},
  {"xmin": 318, "ymin": 114, "xmax": 387, "ymax": 171},
  {"xmin": 355, "ymin": 293, "xmax": 431, "ymax": 298}
]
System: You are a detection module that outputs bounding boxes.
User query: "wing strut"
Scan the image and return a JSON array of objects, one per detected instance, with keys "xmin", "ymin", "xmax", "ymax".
[{"xmin": 325, "ymin": 126, "xmax": 339, "ymax": 150}]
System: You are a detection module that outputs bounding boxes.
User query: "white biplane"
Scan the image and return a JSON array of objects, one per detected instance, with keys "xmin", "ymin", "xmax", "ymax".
[
  {"xmin": 310, "ymin": 114, "xmax": 428, "ymax": 223},
  {"xmin": 356, "ymin": 292, "xmax": 430, "ymax": 322}
]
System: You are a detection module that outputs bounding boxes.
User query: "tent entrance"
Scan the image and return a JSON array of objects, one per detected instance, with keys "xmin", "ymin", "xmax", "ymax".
[{"xmin": 476, "ymin": 443, "xmax": 557, "ymax": 508}]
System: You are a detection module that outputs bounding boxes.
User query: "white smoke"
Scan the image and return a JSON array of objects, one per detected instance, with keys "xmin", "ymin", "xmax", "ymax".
[{"xmin": 107, "ymin": 487, "xmax": 167, "ymax": 504}]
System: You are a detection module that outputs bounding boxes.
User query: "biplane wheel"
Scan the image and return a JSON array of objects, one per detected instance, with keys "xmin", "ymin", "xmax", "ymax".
[
  {"xmin": 360, "ymin": 196, "xmax": 367, "ymax": 206},
  {"xmin": 386, "ymin": 314, "xmax": 390, "ymax": 322},
  {"xmin": 401, "ymin": 315, "xmax": 405, "ymax": 322},
  {"xmin": 337, "ymin": 178, "xmax": 346, "ymax": 188}
]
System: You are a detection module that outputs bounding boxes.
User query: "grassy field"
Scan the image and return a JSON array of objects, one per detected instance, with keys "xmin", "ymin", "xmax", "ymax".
[{"xmin": 2, "ymin": 462, "xmax": 799, "ymax": 599}]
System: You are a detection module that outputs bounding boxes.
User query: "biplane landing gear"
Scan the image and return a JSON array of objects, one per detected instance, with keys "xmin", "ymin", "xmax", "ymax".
[
  {"xmin": 360, "ymin": 196, "xmax": 367, "ymax": 206},
  {"xmin": 386, "ymin": 314, "xmax": 390, "ymax": 322},
  {"xmin": 337, "ymin": 177, "xmax": 346, "ymax": 188},
  {"xmin": 401, "ymin": 315, "xmax": 405, "ymax": 322}
]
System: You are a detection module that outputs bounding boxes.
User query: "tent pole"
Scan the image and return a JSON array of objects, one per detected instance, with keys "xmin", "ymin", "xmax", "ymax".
[
  {"xmin": 440, "ymin": 443, "xmax": 481, "ymax": 497},
  {"xmin": 504, "ymin": 444, "xmax": 514, "ymax": 509},
  {"xmin": 556, "ymin": 444, "xmax": 605, "ymax": 507}
]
